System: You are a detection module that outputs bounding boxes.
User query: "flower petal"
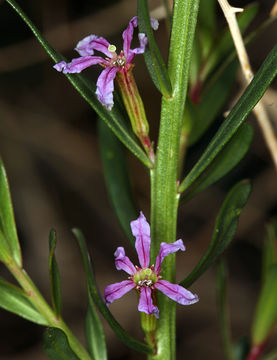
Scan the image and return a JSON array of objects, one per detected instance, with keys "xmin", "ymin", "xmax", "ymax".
[
  {"xmin": 131, "ymin": 212, "xmax": 151, "ymax": 268},
  {"xmin": 123, "ymin": 16, "xmax": 159, "ymax": 64},
  {"xmin": 53, "ymin": 61, "xmax": 68, "ymax": 72},
  {"xmin": 155, "ymin": 239, "xmax": 185, "ymax": 273},
  {"xmin": 104, "ymin": 280, "xmax": 135, "ymax": 306},
  {"xmin": 114, "ymin": 247, "xmax": 136, "ymax": 275},
  {"xmin": 138, "ymin": 287, "xmax": 159, "ymax": 318},
  {"xmin": 122, "ymin": 16, "xmax": 138, "ymax": 61},
  {"xmin": 54, "ymin": 56, "xmax": 105, "ymax": 74},
  {"xmin": 75, "ymin": 35, "xmax": 113, "ymax": 58},
  {"xmin": 127, "ymin": 33, "xmax": 148, "ymax": 64},
  {"xmin": 150, "ymin": 18, "xmax": 159, "ymax": 31},
  {"xmin": 155, "ymin": 280, "xmax": 199, "ymax": 305},
  {"xmin": 95, "ymin": 66, "xmax": 119, "ymax": 110}
]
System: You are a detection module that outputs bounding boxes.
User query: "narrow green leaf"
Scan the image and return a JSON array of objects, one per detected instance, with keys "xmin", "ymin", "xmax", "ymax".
[
  {"xmin": 182, "ymin": 123, "xmax": 253, "ymax": 203},
  {"xmin": 86, "ymin": 291, "xmax": 107, "ymax": 360},
  {"xmin": 0, "ymin": 159, "xmax": 22, "ymax": 266},
  {"xmin": 72, "ymin": 229, "xmax": 153, "ymax": 355},
  {"xmin": 217, "ymin": 260, "xmax": 234, "ymax": 360},
  {"xmin": 5, "ymin": 0, "xmax": 152, "ymax": 168},
  {"xmin": 48, "ymin": 229, "xmax": 62, "ymax": 318},
  {"xmin": 179, "ymin": 45, "xmax": 277, "ymax": 193},
  {"xmin": 43, "ymin": 328, "xmax": 80, "ymax": 360},
  {"xmin": 0, "ymin": 277, "xmax": 48, "ymax": 325},
  {"xmin": 188, "ymin": 59, "xmax": 238, "ymax": 146},
  {"xmin": 180, "ymin": 180, "xmax": 251, "ymax": 288},
  {"xmin": 137, "ymin": 0, "xmax": 172, "ymax": 96},
  {"xmin": 98, "ymin": 120, "xmax": 138, "ymax": 246},
  {"xmin": 251, "ymin": 264, "xmax": 277, "ymax": 345}
]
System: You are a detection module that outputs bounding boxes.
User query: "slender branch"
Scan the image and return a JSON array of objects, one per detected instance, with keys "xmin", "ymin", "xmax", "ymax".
[
  {"xmin": 218, "ymin": 0, "xmax": 277, "ymax": 171},
  {"xmin": 7, "ymin": 258, "xmax": 93, "ymax": 360}
]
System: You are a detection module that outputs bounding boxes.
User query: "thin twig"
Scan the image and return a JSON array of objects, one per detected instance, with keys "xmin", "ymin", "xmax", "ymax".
[{"xmin": 218, "ymin": 0, "xmax": 277, "ymax": 171}]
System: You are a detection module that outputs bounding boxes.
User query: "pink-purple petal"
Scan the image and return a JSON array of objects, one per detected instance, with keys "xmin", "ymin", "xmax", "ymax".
[
  {"xmin": 75, "ymin": 35, "xmax": 113, "ymax": 58},
  {"xmin": 155, "ymin": 280, "xmax": 199, "ymax": 305},
  {"xmin": 95, "ymin": 66, "xmax": 119, "ymax": 110},
  {"xmin": 151, "ymin": 18, "xmax": 159, "ymax": 30},
  {"xmin": 54, "ymin": 56, "xmax": 105, "ymax": 74},
  {"xmin": 131, "ymin": 212, "xmax": 151, "ymax": 268},
  {"xmin": 127, "ymin": 33, "xmax": 148, "ymax": 64},
  {"xmin": 138, "ymin": 287, "xmax": 159, "ymax": 318},
  {"xmin": 104, "ymin": 280, "xmax": 135, "ymax": 306},
  {"xmin": 53, "ymin": 61, "xmax": 68, "ymax": 72},
  {"xmin": 114, "ymin": 247, "xmax": 136, "ymax": 275},
  {"xmin": 123, "ymin": 16, "xmax": 158, "ymax": 64},
  {"xmin": 122, "ymin": 16, "xmax": 138, "ymax": 59},
  {"xmin": 155, "ymin": 239, "xmax": 186, "ymax": 273}
]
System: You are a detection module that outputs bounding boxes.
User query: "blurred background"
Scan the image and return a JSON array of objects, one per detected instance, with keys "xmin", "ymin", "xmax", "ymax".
[{"xmin": 0, "ymin": 0, "xmax": 276, "ymax": 359}]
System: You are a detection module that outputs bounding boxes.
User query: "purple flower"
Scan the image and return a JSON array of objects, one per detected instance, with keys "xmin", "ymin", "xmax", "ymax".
[
  {"xmin": 104, "ymin": 212, "xmax": 199, "ymax": 318},
  {"xmin": 54, "ymin": 16, "xmax": 159, "ymax": 110}
]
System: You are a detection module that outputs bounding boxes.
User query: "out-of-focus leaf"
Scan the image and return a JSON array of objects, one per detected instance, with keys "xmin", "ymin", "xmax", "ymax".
[
  {"xmin": 217, "ymin": 260, "xmax": 234, "ymax": 360},
  {"xmin": 43, "ymin": 328, "xmax": 80, "ymax": 360},
  {"xmin": 182, "ymin": 123, "xmax": 253, "ymax": 203},
  {"xmin": 5, "ymin": 0, "xmax": 152, "ymax": 168},
  {"xmin": 233, "ymin": 337, "xmax": 250, "ymax": 360},
  {"xmin": 86, "ymin": 291, "xmax": 107, "ymax": 360},
  {"xmin": 161, "ymin": 0, "xmax": 172, "ymax": 29},
  {"xmin": 98, "ymin": 120, "xmax": 138, "ymax": 246},
  {"xmin": 179, "ymin": 45, "xmax": 277, "ymax": 194},
  {"xmin": 0, "ymin": 159, "xmax": 22, "ymax": 266},
  {"xmin": 198, "ymin": 0, "xmax": 217, "ymax": 59},
  {"xmin": 48, "ymin": 229, "xmax": 62, "ymax": 318},
  {"xmin": 190, "ymin": 0, "xmax": 217, "ymax": 86},
  {"xmin": 262, "ymin": 218, "xmax": 277, "ymax": 281},
  {"xmin": 201, "ymin": 3, "xmax": 259, "ymax": 81},
  {"xmin": 0, "ymin": 277, "xmax": 48, "ymax": 325},
  {"xmin": 72, "ymin": 229, "xmax": 153, "ymax": 355},
  {"xmin": 189, "ymin": 32, "xmax": 202, "ymax": 88},
  {"xmin": 188, "ymin": 60, "xmax": 238, "ymax": 146},
  {"xmin": 261, "ymin": 348, "xmax": 277, "ymax": 360},
  {"xmin": 180, "ymin": 181, "xmax": 251, "ymax": 288},
  {"xmin": 251, "ymin": 264, "xmax": 277, "ymax": 345},
  {"xmin": 137, "ymin": 0, "xmax": 172, "ymax": 96}
]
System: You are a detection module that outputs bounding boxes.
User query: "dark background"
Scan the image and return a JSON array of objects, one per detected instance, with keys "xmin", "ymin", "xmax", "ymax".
[{"xmin": 0, "ymin": 0, "xmax": 276, "ymax": 359}]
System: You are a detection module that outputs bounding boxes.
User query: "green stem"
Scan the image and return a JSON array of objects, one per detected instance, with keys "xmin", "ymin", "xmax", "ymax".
[
  {"xmin": 7, "ymin": 259, "xmax": 92, "ymax": 360},
  {"xmin": 148, "ymin": 1, "xmax": 199, "ymax": 358}
]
